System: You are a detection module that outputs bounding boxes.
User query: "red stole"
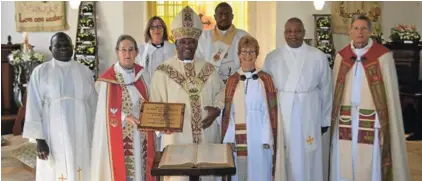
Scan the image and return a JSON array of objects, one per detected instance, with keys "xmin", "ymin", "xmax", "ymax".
[
  {"xmin": 98, "ymin": 64, "xmax": 155, "ymax": 181},
  {"xmin": 221, "ymin": 71, "xmax": 278, "ymax": 175},
  {"xmin": 330, "ymin": 43, "xmax": 393, "ymax": 180}
]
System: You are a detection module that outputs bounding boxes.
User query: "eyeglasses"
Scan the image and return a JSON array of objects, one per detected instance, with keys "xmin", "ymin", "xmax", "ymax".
[
  {"xmin": 150, "ymin": 25, "xmax": 163, "ymax": 30},
  {"xmin": 118, "ymin": 48, "xmax": 135, "ymax": 53},
  {"xmin": 240, "ymin": 51, "xmax": 256, "ymax": 56}
]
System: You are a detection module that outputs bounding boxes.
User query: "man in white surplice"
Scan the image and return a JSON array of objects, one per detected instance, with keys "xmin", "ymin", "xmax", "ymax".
[
  {"xmin": 263, "ymin": 17, "xmax": 333, "ymax": 181},
  {"xmin": 23, "ymin": 32, "xmax": 97, "ymax": 181},
  {"xmin": 196, "ymin": 2, "xmax": 248, "ymax": 82}
]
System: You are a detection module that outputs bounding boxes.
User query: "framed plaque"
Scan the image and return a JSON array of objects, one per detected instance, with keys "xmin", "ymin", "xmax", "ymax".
[{"xmin": 139, "ymin": 102, "xmax": 185, "ymax": 132}]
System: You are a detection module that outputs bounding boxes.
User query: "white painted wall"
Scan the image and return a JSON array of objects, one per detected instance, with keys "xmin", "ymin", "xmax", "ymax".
[
  {"xmin": 2, "ymin": 1, "xmax": 421, "ymax": 73},
  {"xmin": 276, "ymin": 1, "xmax": 331, "ymax": 48},
  {"xmin": 248, "ymin": 1, "xmax": 277, "ymax": 68},
  {"xmin": 1, "ymin": 1, "xmax": 78, "ymax": 61},
  {"xmin": 1, "ymin": 1, "xmax": 148, "ymax": 75},
  {"xmin": 95, "ymin": 1, "xmax": 124, "ymax": 72},
  {"xmin": 275, "ymin": 1, "xmax": 422, "ymax": 51}
]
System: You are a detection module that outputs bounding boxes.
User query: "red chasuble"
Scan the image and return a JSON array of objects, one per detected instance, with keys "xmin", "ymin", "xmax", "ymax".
[{"xmin": 98, "ymin": 64, "xmax": 155, "ymax": 181}]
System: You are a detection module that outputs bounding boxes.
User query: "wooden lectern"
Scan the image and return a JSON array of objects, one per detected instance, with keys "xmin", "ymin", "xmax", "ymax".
[{"xmin": 152, "ymin": 152, "xmax": 236, "ymax": 181}]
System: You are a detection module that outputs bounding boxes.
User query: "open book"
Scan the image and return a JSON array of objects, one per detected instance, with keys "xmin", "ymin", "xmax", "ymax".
[{"xmin": 158, "ymin": 143, "xmax": 234, "ymax": 169}]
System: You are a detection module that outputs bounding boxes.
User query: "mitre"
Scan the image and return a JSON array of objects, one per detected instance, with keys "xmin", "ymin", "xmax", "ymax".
[{"xmin": 171, "ymin": 6, "xmax": 203, "ymax": 40}]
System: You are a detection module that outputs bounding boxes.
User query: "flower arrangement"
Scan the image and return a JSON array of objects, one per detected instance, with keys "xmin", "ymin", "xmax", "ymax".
[
  {"xmin": 76, "ymin": 58, "xmax": 96, "ymax": 70},
  {"xmin": 316, "ymin": 44, "xmax": 334, "ymax": 54},
  {"xmin": 8, "ymin": 47, "xmax": 45, "ymax": 106},
  {"xmin": 77, "ymin": 32, "xmax": 96, "ymax": 42},
  {"xmin": 79, "ymin": 17, "xmax": 94, "ymax": 28},
  {"xmin": 8, "ymin": 49, "xmax": 45, "ymax": 66},
  {"xmin": 390, "ymin": 24, "xmax": 421, "ymax": 42},
  {"xmin": 75, "ymin": 45, "xmax": 96, "ymax": 55},
  {"xmin": 318, "ymin": 32, "xmax": 331, "ymax": 40},
  {"xmin": 81, "ymin": 4, "xmax": 94, "ymax": 14},
  {"xmin": 317, "ymin": 17, "xmax": 330, "ymax": 28},
  {"xmin": 317, "ymin": 45, "xmax": 334, "ymax": 68}
]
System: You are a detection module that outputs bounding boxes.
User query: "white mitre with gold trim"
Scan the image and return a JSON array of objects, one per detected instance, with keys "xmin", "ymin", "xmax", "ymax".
[{"xmin": 171, "ymin": 6, "xmax": 203, "ymax": 40}]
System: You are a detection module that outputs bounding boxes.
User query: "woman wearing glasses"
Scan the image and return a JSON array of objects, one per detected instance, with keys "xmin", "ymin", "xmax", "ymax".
[
  {"xmin": 221, "ymin": 35, "xmax": 286, "ymax": 181},
  {"xmin": 136, "ymin": 16, "xmax": 176, "ymax": 78},
  {"xmin": 91, "ymin": 35, "xmax": 156, "ymax": 181}
]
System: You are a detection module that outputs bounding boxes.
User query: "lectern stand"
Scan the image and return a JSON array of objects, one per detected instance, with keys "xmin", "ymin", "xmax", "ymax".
[{"xmin": 151, "ymin": 152, "xmax": 236, "ymax": 181}]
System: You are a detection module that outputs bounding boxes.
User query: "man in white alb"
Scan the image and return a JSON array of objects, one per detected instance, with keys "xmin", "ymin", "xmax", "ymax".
[
  {"xmin": 23, "ymin": 32, "xmax": 97, "ymax": 181},
  {"xmin": 263, "ymin": 17, "xmax": 332, "ymax": 181},
  {"xmin": 196, "ymin": 2, "xmax": 248, "ymax": 82}
]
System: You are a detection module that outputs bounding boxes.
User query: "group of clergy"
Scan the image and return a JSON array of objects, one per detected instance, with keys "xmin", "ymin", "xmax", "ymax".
[{"xmin": 22, "ymin": 2, "xmax": 411, "ymax": 181}]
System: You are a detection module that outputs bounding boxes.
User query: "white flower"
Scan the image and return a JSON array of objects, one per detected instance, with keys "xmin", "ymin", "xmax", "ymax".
[
  {"xmin": 33, "ymin": 53, "xmax": 44, "ymax": 62},
  {"xmin": 21, "ymin": 52, "xmax": 32, "ymax": 62}
]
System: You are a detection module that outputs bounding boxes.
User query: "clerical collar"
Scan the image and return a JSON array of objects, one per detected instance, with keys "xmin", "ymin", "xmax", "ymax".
[
  {"xmin": 240, "ymin": 69, "xmax": 258, "ymax": 81},
  {"xmin": 53, "ymin": 58, "xmax": 72, "ymax": 67},
  {"xmin": 219, "ymin": 29, "xmax": 227, "ymax": 35},
  {"xmin": 285, "ymin": 42, "xmax": 306, "ymax": 53},
  {"xmin": 118, "ymin": 63, "xmax": 135, "ymax": 73},
  {"xmin": 179, "ymin": 59, "xmax": 194, "ymax": 63},
  {"xmin": 151, "ymin": 41, "xmax": 164, "ymax": 48},
  {"xmin": 351, "ymin": 39, "xmax": 372, "ymax": 51}
]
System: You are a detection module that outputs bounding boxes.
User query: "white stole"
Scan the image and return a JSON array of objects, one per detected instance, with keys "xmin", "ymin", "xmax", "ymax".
[
  {"xmin": 347, "ymin": 39, "xmax": 381, "ymax": 180},
  {"xmin": 280, "ymin": 44, "xmax": 315, "ymax": 152}
]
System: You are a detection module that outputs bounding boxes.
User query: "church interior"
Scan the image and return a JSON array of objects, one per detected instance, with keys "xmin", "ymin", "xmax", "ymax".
[{"xmin": 1, "ymin": 1, "xmax": 422, "ymax": 180}]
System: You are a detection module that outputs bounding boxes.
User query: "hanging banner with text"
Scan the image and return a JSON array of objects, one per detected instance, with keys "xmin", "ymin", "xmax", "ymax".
[{"xmin": 15, "ymin": 1, "xmax": 69, "ymax": 32}]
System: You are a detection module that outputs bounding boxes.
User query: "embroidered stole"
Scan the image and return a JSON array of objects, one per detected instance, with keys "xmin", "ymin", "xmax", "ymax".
[
  {"xmin": 221, "ymin": 71, "xmax": 278, "ymax": 175},
  {"xmin": 156, "ymin": 62, "xmax": 215, "ymax": 143},
  {"xmin": 100, "ymin": 65, "xmax": 155, "ymax": 181},
  {"xmin": 330, "ymin": 43, "xmax": 392, "ymax": 180},
  {"xmin": 211, "ymin": 25, "xmax": 237, "ymax": 45}
]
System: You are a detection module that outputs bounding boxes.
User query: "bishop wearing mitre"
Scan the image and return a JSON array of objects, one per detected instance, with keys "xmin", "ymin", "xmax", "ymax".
[{"xmin": 149, "ymin": 6, "xmax": 225, "ymax": 181}]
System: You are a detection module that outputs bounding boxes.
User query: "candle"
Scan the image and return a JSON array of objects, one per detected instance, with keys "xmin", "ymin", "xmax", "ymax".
[{"xmin": 23, "ymin": 32, "xmax": 28, "ymax": 40}]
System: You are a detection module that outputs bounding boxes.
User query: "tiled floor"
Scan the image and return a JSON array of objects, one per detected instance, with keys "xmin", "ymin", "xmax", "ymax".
[{"xmin": 2, "ymin": 139, "xmax": 422, "ymax": 180}]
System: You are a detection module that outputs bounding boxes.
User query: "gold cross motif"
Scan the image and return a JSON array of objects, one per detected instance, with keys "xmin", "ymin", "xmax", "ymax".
[
  {"xmin": 306, "ymin": 136, "xmax": 314, "ymax": 144},
  {"xmin": 59, "ymin": 174, "xmax": 67, "ymax": 181},
  {"xmin": 77, "ymin": 168, "xmax": 82, "ymax": 181}
]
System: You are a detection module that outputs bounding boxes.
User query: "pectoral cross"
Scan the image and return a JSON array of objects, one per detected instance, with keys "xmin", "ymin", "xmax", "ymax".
[
  {"xmin": 306, "ymin": 136, "xmax": 314, "ymax": 144},
  {"xmin": 77, "ymin": 168, "xmax": 82, "ymax": 181},
  {"xmin": 59, "ymin": 174, "xmax": 66, "ymax": 181}
]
